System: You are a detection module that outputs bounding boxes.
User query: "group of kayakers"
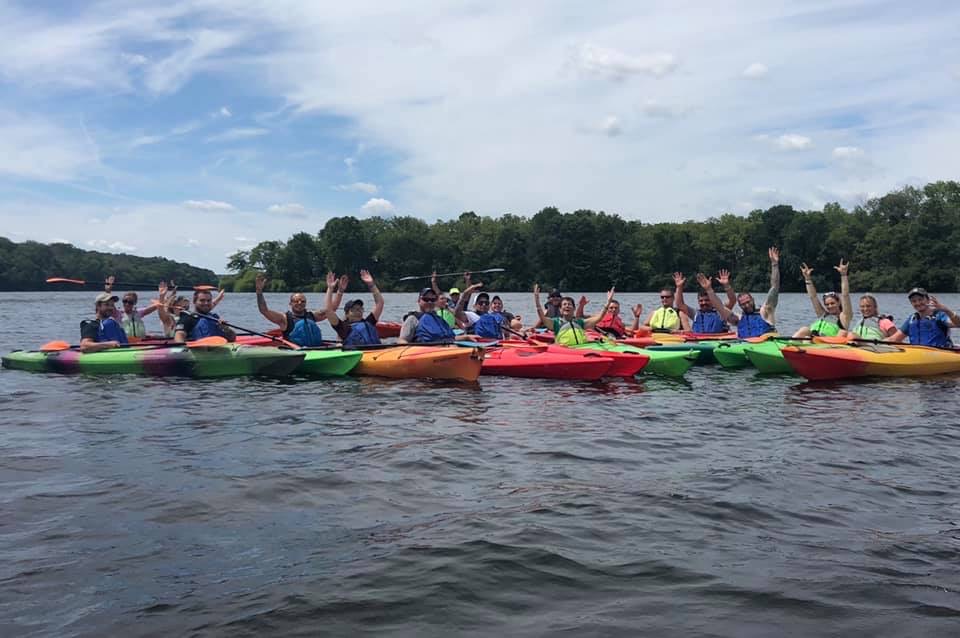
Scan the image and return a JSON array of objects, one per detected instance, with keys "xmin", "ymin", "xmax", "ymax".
[{"xmin": 78, "ymin": 251, "xmax": 960, "ymax": 352}]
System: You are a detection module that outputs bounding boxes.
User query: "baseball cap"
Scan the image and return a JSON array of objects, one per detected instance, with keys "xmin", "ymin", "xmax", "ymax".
[
  {"xmin": 476, "ymin": 292, "xmax": 490, "ymax": 302},
  {"xmin": 419, "ymin": 287, "xmax": 436, "ymax": 298},
  {"xmin": 907, "ymin": 287, "xmax": 928, "ymax": 298},
  {"xmin": 449, "ymin": 287, "xmax": 461, "ymax": 295},
  {"xmin": 95, "ymin": 292, "xmax": 119, "ymax": 304},
  {"xmin": 548, "ymin": 289, "xmax": 562, "ymax": 298},
  {"xmin": 343, "ymin": 299, "xmax": 364, "ymax": 312}
]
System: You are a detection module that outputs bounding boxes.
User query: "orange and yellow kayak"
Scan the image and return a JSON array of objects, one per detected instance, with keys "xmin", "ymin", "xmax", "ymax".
[
  {"xmin": 781, "ymin": 343, "xmax": 960, "ymax": 381},
  {"xmin": 354, "ymin": 345, "xmax": 482, "ymax": 381}
]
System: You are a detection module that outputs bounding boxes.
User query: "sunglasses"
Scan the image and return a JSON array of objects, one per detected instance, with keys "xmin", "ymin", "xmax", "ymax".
[
  {"xmin": 123, "ymin": 299, "xmax": 135, "ymax": 304},
  {"xmin": 660, "ymin": 295, "xmax": 673, "ymax": 299},
  {"xmin": 476, "ymin": 300, "xmax": 489, "ymax": 305},
  {"xmin": 421, "ymin": 297, "xmax": 437, "ymax": 302}
]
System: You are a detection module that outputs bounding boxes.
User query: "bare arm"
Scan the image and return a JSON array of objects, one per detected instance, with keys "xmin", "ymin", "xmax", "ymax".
[
  {"xmin": 673, "ymin": 272, "xmax": 693, "ymax": 317},
  {"xmin": 886, "ymin": 329, "xmax": 907, "ymax": 343},
  {"xmin": 697, "ymin": 273, "xmax": 736, "ymax": 323},
  {"xmin": 362, "ymin": 270, "xmax": 385, "ymax": 321},
  {"xmin": 629, "ymin": 304, "xmax": 643, "ymax": 333},
  {"xmin": 324, "ymin": 272, "xmax": 341, "ymax": 329},
  {"xmin": 431, "ymin": 272, "xmax": 441, "ymax": 297},
  {"xmin": 255, "ymin": 274, "xmax": 288, "ymax": 329},
  {"xmin": 455, "ymin": 282, "xmax": 483, "ymax": 324},
  {"xmin": 717, "ymin": 269, "xmax": 736, "ymax": 309},
  {"xmin": 533, "ymin": 284, "xmax": 549, "ymax": 329},
  {"xmin": 836, "ymin": 259, "xmax": 853, "ymax": 328},
  {"xmin": 583, "ymin": 288, "xmax": 615, "ymax": 330},
  {"xmin": 211, "ymin": 288, "xmax": 225, "ymax": 309},
  {"xmin": 800, "ymin": 262, "xmax": 826, "ymax": 317},
  {"xmin": 678, "ymin": 310, "xmax": 691, "ymax": 332},
  {"xmin": 931, "ymin": 295, "xmax": 960, "ymax": 327},
  {"xmin": 761, "ymin": 247, "xmax": 780, "ymax": 325}
]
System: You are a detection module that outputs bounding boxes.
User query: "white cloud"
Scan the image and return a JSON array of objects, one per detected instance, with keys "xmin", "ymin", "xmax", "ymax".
[
  {"xmin": 832, "ymin": 146, "xmax": 864, "ymax": 159},
  {"xmin": 752, "ymin": 186, "xmax": 778, "ymax": 194},
  {"xmin": 184, "ymin": 199, "xmax": 235, "ymax": 212},
  {"xmin": 361, "ymin": 198, "xmax": 395, "ymax": 215},
  {"xmin": 334, "ymin": 181, "xmax": 379, "ymax": 194},
  {"xmin": 121, "ymin": 52, "xmax": 148, "ymax": 66},
  {"xmin": 576, "ymin": 43, "xmax": 678, "ymax": 78},
  {"xmin": 219, "ymin": 106, "xmax": 232, "ymax": 117},
  {"xmin": 600, "ymin": 115, "xmax": 622, "ymax": 137},
  {"xmin": 742, "ymin": 62, "xmax": 769, "ymax": 78},
  {"xmin": 233, "ymin": 236, "xmax": 251, "ymax": 242},
  {"xmin": 639, "ymin": 100, "xmax": 686, "ymax": 119},
  {"xmin": 267, "ymin": 203, "xmax": 306, "ymax": 217},
  {"xmin": 205, "ymin": 127, "xmax": 269, "ymax": 143},
  {"xmin": 344, "ymin": 157, "xmax": 356, "ymax": 169},
  {"xmin": 0, "ymin": 110, "xmax": 95, "ymax": 181},
  {"xmin": 87, "ymin": 239, "xmax": 137, "ymax": 252},
  {"xmin": 186, "ymin": 238, "xmax": 200, "ymax": 247},
  {"xmin": 144, "ymin": 29, "xmax": 241, "ymax": 94},
  {"xmin": 774, "ymin": 134, "xmax": 813, "ymax": 151}
]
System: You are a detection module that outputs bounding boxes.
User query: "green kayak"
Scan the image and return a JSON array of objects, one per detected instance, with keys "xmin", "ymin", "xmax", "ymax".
[
  {"xmin": 572, "ymin": 342, "xmax": 698, "ymax": 378},
  {"xmin": 744, "ymin": 340, "xmax": 833, "ymax": 374},
  {"xmin": 645, "ymin": 341, "xmax": 723, "ymax": 365},
  {"xmin": 713, "ymin": 341, "xmax": 754, "ymax": 369},
  {"xmin": 1, "ymin": 344, "xmax": 305, "ymax": 378},
  {"xmin": 297, "ymin": 349, "xmax": 362, "ymax": 376}
]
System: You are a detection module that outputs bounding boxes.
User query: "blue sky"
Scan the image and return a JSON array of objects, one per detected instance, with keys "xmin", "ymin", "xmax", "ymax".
[{"xmin": 1, "ymin": 0, "xmax": 958, "ymax": 271}]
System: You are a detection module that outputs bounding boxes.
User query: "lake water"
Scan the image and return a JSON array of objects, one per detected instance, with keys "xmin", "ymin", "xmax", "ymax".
[{"xmin": 2, "ymin": 290, "xmax": 959, "ymax": 636}]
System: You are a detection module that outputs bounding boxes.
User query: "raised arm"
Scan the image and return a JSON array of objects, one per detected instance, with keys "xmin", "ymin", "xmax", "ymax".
[
  {"xmin": 455, "ymin": 282, "xmax": 483, "ymax": 324},
  {"xmin": 431, "ymin": 271, "xmax": 442, "ymax": 297},
  {"xmin": 761, "ymin": 247, "xmax": 780, "ymax": 325},
  {"xmin": 678, "ymin": 309, "xmax": 691, "ymax": 332},
  {"xmin": 835, "ymin": 259, "xmax": 853, "ymax": 328},
  {"xmin": 324, "ymin": 272, "xmax": 342, "ymax": 329},
  {"xmin": 533, "ymin": 283, "xmax": 549, "ymax": 328},
  {"xmin": 673, "ymin": 272, "xmax": 693, "ymax": 317},
  {"xmin": 697, "ymin": 273, "xmax": 736, "ymax": 323},
  {"xmin": 801, "ymin": 262, "xmax": 826, "ymax": 316},
  {"xmin": 211, "ymin": 288, "xmax": 225, "ymax": 309},
  {"xmin": 930, "ymin": 295, "xmax": 960, "ymax": 328},
  {"xmin": 583, "ymin": 288, "xmax": 615, "ymax": 329},
  {"xmin": 629, "ymin": 303, "xmax": 643, "ymax": 333},
  {"xmin": 361, "ymin": 269, "xmax": 385, "ymax": 321},
  {"xmin": 717, "ymin": 269, "xmax": 736, "ymax": 309},
  {"xmin": 255, "ymin": 274, "xmax": 287, "ymax": 328}
]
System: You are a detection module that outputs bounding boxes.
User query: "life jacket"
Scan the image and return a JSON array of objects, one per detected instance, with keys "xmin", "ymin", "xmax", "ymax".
[
  {"xmin": 413, "ymin": 311, "xmax": 456, "ymax": 343},
  {"xmin": 190, "ymin": 313, "xmax": 226, "ymax": 340},
  {"xmin": 595, "ymin": 314, "xmax": 626, "ymax": 338},
  {"xmin": 852, "ymin": 316, "xmax": 886, "ymax": 340},
  {"xmin": 284, "ymin": 311, "xmax": 323, "ymax": 347},
  {"xmin": 83, "ymin": 318, "xmax": 128, "ymax": 344},
  {"xmin": 121, "ymin": 310, "xmax": 146, "ymax": 340},
  {"xmin": 906, "ymin": 312, "xmax": 953, "ymax": 348},
  {"xmin": 554, "ymin": 318, "xmax": 587, "ymax": 346},
  {"xmin": 650, "ymin": 306, "xmax": 681, "ymax": 332},
  {"xmin": 473, "ymin": 312, "xmax": 505, "ymax": 339},
  {"xmin": 737, "ymin": 312, "xmax": 775, "ymax": 338},
  {"xmin": 692, "ymin": 310, "xmax": 726, "ymax": 334},
  {"xmin": 809, "ymin": 314, "xmax": 844, "ymax": 337},
  {"xmin": 343, "ymin": 319, "xmax": 381, "ymax": 347},
  {"xmin": 437, "ymin": 307, "xmax": 457, "ymax": 328}
]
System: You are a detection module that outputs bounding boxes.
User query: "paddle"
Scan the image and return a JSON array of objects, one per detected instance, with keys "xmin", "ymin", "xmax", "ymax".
[
  {"xmin": 46, "ymin": 277, "xmax": 217, "ymax": 291},
  {"xmin": 502, "ymin": 325, "xmax": 544, "ymax": 346},
  {"xmin": 39, "ymin": 336, "xmax": 227, "ymax": 352},
  {"xmin": 189, "ymin": 313, "xmax": 301, "ymax": 349},
  {"xmin": 397, "ymin": 268, "xmax": 505, "ymax": 282}
]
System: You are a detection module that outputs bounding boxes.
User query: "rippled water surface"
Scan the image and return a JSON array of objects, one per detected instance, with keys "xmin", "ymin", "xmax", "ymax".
[{"xmin": 2, "ymin": 291, "xmax": 960, "ymax": 636}]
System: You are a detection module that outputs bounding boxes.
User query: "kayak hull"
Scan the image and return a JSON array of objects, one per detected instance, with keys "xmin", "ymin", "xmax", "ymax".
[
  {"xmin": 482, "ymin": 348, "xmax": 614, "ymax": 380},
  {"xmin": 298, "ymin": 350, "xmax": 362, "ymax": 376},
  {"xmin": 713, "ymin": 341, "xmax": 753, "ymax": 369},
  {"xmin": 353, "ymin": 346, "xmax": 482, "ymax": 381},
  {"xmin": 570, "ymin": 342, "xmax": 695, "ymax": 378},
  {"xmin": 781, "ymin": 344, "xmax": 960, "ymax": 381},
  {"xmin": 645, "ymin": 341, "xmax": 722, "ymax": 365},
  {"xmin": 1, "ymin": 345, "xmax": 305, "ymax": 378},
  {"xmin": 546, "ymin": 344, "xmax": 649, "ymax": 377}
]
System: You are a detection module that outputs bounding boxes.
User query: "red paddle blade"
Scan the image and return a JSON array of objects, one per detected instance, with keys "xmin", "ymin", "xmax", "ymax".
[
  {"xmin": 192, "ymin": 284, "xmax": 217, "ymax": 291},
  {"xmin": 40, "ymin": 340, "xmax": 73, "ymax": 351},
  {"xmin": 186, "ymin": 336, "xmax": 228, "ymax": 347},
  {"xmin": 46, "ymin": 277, "xmax": 86, "ymax": 285}
]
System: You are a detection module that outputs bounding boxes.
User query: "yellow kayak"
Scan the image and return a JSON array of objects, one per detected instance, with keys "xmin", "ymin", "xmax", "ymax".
[
  {"xmin": 353, "ymin": 345, "xmax": 483, "ymax": 381},
  {"xmin": 781, "ymin": 343, "xmax": 960, "ymax": 380}
]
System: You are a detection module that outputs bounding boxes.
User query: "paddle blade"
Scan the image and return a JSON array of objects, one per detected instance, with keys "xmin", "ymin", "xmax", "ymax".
[
  {"xmin": 192, "ymin": 284, "xmax": 217, "ymax": 291},
  {"xmin": 813, "ymin": 335, "xmax": 852, "ymax": 344},
  {"xmin": 46, "ymin": 277, "xmax": 86, "ymax": 285},
  {"xmin": 186, "ymin": 336, "xmax": 228, "ymax": 347},
  {"xmin": 40, "ymin": 340, "xmax": 73, "ymax": 352}
]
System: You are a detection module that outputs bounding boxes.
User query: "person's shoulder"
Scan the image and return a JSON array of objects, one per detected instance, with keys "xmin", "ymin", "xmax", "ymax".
[{"xmin": 364, "ymin": 312, "xmax": 378, "ymax": 325}]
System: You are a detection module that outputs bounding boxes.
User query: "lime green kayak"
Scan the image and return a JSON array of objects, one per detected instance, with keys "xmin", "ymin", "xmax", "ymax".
[
  {"xmin": 744, "ymin": 340, "xmax": 835, "ymax": 374},
  {"xmin": 297, "ymin": 349, "xmax": 362, "ymax": 376},
  {"xmin": 1, "ymin": 344, "xmax": 305, "ymax": 377},
  {"xmin": 572, "ymin": 342, "xmax": 698, "ymax": 378},
  {"xmin": 713, "ymin": 341, "xmax": 753, "ymax": 369},
  {"xmin": 646, "ymin": 340, "xmax": 723, "ymax": 365}
]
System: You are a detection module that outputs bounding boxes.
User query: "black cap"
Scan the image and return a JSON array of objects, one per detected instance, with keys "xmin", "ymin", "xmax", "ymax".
[
  {"xmin": 907, "ymin": 287, "xmax": 928, "ymax": 298},
  {"xmin": 548, "ymin": 289, "xmax": 562, "ymax": 298},
  {"xmin": 343, "ymin": 299, "xmax": 364, "ymax": 312},
  {"xmin": 476, "ymin": 292, "xmax": 490, "ymax": 302},
  {"xmin": 419, "ymin": 287, "xmax": 436, "ymax": 298}
]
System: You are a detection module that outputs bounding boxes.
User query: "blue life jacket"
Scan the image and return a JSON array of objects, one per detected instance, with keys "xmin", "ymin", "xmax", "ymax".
[
  {"xmin": 413, "ymin": 311, "xmax": 456, "ymax": 343},
  {"xmin": 906, "ymin": 312, "xmax": 953, "ymax": 348},
  {"xmin": 191, "ymin": 313, "xmax": 226, "ymax": 340},
  {"xmin": 473, "ymin": 312, "xmax": 505, "ymax": 339},
  {"xmin": 692, "ymin": 310, "xmax": 726, "ymax": 333},
  {"xmin": 343, "ymin": 319, "xmax": 381, "ymax": 347},
  {"xmin": 737, "ymin": 312, "xmax": 775, "ymax": 338},
  {"xmin": 285, "ymin": 311, "xmax": 323, "ymax": 347},
  {"xmin": 87, "ymin": 318, "xmax": 128, "ymax": 344}
]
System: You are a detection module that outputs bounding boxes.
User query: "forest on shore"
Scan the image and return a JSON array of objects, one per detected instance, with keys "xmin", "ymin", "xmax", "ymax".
[{"xmin": 2, "ymin": 181, "xmax": 958, "ymax": 293}]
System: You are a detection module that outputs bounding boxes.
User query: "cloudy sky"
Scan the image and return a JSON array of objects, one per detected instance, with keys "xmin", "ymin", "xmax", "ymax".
[{"xmin": 1, "ymin": 0, "xmax": 958, "ymax": 271}]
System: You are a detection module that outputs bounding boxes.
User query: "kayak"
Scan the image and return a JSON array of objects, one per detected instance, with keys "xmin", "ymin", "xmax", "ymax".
[
  {"xmin": 376, "ymin": 322, "xmax": 402, "ymax": 339},
  {"xmin": 1, "ymin": 344, "xmax": 305, "ymax": 377},
  {"xmin": 482, "ymin": 348, "xmax": 615, "ymax": 380},
  {"xmin": 568, "ymin": 342, "xmax": 696, "ymax": 378},
  {"xmin": 649, "ymin": 331, "xmax": 738, "ymax": 343},
  {"xmin": 298, "ymin": 350, "xmax": 363, "ymax": 376},
  {"xmin": 781, "ymin": 343, "xmax": 960, "ymax": 381},
  {"xmin": 742, "ymin": 339, "xmax": 834, "ymax": 374},
  {"xmin": 544, "ymin": 344, "xmax": 649, "ymax": 377},
  {"xmin": 712, "ymin": 341, "xmax": 753, "ymax": 368},
  {"xmin": 645, "ymin": 341, "xmax": 723, "ymax": 365},
  {"xmin": 353, "ymin": 345, "xmax": 482, "ymax": 381}
]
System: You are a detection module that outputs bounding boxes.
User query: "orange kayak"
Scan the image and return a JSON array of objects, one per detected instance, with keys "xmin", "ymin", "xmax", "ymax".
[{"xmin": 353, "ymin": 345, "xmax": 482, "ymax": 381}]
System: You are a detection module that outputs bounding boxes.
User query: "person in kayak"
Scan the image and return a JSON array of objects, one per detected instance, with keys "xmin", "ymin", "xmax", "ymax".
[
  {"xmin": 673, "ymin": 270, "xmax": 735, "ymax": 334},
  {"xmin": 471, "ymin": 293, "xmax": 520, "ymax": 339},
  {"xmin": 579, "ymin": 290, "xmax": 643, "ymax": 338},
  {"xmin": 841, "ymin": 294, "xmax": 896, "ymax": 340},
  {"xmin": 698, "ymin": 246, "xmax": 780, "ymax": 338},
  {"xmin": 533, "ymin": 284, "xmax": 613, "ymax": 346},
  {"xmin": 254, "ymin": 273, "xmax": 329, "ymax": 347},
  {"xmin": 327, "ymin": 270, "xmax": 384, "ymax": 347},
  {"xmin": 643, "ymin": 287, "xmax": 691, "ymax": 333},
  {"xmin": 399, "ymin": 286, "xmax": 476, "ymax": 343},
  {"xmin": 490, "ymin": 296, "xmax": 522, "ymax": 332},
  {"xmin": 435, "ymin": 293, "xmax": 458, "ymax": 328},
  {"xmin": 792, "ymin": 259, "xmax": 852, "ymax": 337},
  {"xmin": 174, "ymin": 289, "xmax": 236, "ymax": 343},
  {"xmin": 80, "ymin": 292, "xmax": 129, "ymax": 352},
  {"xmin": 158, "ymin": 294, "xmax": 191, "ymax": 338},
  {"xmin": 103, "ymin": 275, "xmax": 159, "ymax": 341},
  {"xmin": 887, "ymin": 287, "xmax": 960, "ymax": 348}
]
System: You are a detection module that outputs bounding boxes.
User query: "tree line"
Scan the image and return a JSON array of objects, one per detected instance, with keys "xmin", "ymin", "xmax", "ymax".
[
  {"xmin": 224, "ymin": 181, "xmax": 960, "ymax": 294},
  {"xmin": 0, "ymin": 238, "xmax": 217, "ymax": 292}
]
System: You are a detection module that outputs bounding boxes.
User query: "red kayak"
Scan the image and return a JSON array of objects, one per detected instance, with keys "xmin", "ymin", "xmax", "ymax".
[
  {"xmin": 545, "ymin": 344, "xmax": 649, "ymax": 377},
  {"xmin": 481, "ymin": 348, "xmax": 614, "ymax": 380},
  {"xmin": 376, "ymin": 322, "xmax": 402, "ymax": 338}
]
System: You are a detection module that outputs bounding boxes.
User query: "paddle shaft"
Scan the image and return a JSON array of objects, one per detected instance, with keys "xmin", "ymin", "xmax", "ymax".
[
  {"xmin": 189, "ymin": 312, "xmax": 299, "ymax": 348},
  {"xmin": 46, "ymin": 277, "xmax": 216, "ymax": 290},
  {"xmin": 397, "ymin": 268, "xmax": 505, "ymax": 282}
]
